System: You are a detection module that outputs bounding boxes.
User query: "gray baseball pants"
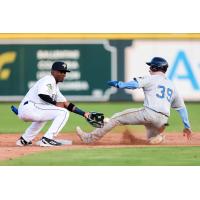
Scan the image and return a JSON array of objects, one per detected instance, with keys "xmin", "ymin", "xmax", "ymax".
[{"xmin": 89, "ymin": 107, "xmax": 168, "ymax": 141}]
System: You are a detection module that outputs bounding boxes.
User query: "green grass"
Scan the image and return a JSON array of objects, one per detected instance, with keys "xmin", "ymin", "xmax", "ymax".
[
  {"xmin": 1, "ymin": 146, "xmax": 200, "ymax": 166},
  {"xmin": 1, "ymin": 102, "xmax": 200, "ymax": 133},
  {"xmin": 1, "ymin": 102, "xmax": 200, "ymax": 166}
]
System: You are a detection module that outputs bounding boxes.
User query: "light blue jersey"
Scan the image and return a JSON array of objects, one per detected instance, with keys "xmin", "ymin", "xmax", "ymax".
[
  {"xmin": 135, "ymin": 74, "xmax": 185, "ymax": 116},
  {"xmin": 111, "ymin": 74, "xmax": 190, "ymax": 129}
]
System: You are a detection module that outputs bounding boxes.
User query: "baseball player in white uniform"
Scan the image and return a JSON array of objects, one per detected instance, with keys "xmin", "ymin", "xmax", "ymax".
[
  {"xmin": 76, "ymin": 57, "xmax": 192, "ymax": 144},
  {"xmin": 15, "ymin": 61, "xmax": 90, "ymax": 147}
]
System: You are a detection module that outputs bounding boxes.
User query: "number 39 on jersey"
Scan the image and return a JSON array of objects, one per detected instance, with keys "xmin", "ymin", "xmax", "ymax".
[{"xmin": 156, "ymin": 85, "xmax": 173, "ymax": 102}]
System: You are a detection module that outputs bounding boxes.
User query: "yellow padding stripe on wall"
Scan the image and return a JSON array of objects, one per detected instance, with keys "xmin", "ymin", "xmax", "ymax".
[{"xmin": 0, "ymin": 33, "xmax": 200, "ymax": 39}]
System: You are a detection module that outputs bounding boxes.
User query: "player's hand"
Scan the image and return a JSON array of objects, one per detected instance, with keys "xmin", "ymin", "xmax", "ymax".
[
  {"xmin": 183, "ymin": 128, "xmax": 192, "ymax": 140},
  {"xmin": 107, "ymin": 80, "xmax": 119, "ymax": 88},
  {"xmin": 84, "ymin": 112, "xmax": 90, "ymax": 119},
  {"xmin": 56, "ymin": 102, "xmax": 65, "ymax": 108}
]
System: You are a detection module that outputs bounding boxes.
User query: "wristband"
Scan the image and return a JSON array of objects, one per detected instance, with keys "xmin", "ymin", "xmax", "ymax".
[
  {"xmin": 73, "ymin": 107, "xmax": 85, "ymax": 117},
  {"xmin": 67, "ymin": 103, "xmax": 75, "ymax": 111}
]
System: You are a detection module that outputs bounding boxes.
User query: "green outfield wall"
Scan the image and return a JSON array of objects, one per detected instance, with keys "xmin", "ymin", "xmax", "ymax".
[{"xmin": 0, "ymin": 34, "xmax": 200, "ymax": 102}]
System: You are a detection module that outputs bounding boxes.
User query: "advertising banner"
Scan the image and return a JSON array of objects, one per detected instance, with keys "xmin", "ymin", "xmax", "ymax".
[
  {"xmin": 0, "ymin": 40, "xmax": 117, "ymax": 101},
  {"xmin": 125, "ymin": 40, "xmax": 200, "ymax": 101},
  {"xmin": 1, "ymin": 38, "xmax": 200, "ymax": 102}
]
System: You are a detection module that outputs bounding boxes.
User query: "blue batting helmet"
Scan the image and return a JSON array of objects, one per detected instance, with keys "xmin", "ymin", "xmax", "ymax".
[{"xmin": 146, "ymin": 57, "xmax": 168, "ymax": 73}]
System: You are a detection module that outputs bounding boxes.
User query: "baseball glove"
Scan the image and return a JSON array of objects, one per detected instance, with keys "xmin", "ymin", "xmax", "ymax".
[{"xmin": 86, "ymin": 112, "xmax": 104, "ymax": 128}]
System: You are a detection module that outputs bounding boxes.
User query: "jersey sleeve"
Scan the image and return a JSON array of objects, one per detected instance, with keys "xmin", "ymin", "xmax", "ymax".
[
  {"xmin": 171, "ymin": 87, "xmax": 185, "ymax": 110},
  {"xmin": 56, "ymin": 88, "xmax": 66, "ymax": 102},
  {"xmin": 171, "ymin": 87, "xmax": 191, "ymax": 128},
  {"xmin": 177, "ymin": 107, "xmax": 191, "ymax": 128},
  {"xmin": 117, "ymin": 80, "xmax": 139, "ymax": 89},
  {"xmin": 37, "ymin": 77, "xmax": 55, "ymax": 96},
  {"xmin": 134, "ymin": 76, "xmax": 152, "ymax": 88}
]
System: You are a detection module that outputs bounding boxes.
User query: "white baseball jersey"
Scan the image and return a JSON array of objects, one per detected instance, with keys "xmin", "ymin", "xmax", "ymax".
[
  {"xmin": 18, "ymin": 75, "xmax": 69, "ymax": 141},
  {"xmin": 135, "ymin": 74, "xmax": 185, "ymax": 116},
  {"xmin": 22, "ymin": 75, "xmax": 66, "ymax": 104}
]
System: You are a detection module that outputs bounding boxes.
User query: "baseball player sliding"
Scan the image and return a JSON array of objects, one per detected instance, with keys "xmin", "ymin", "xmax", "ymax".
[
  {"xmin": 13, "ymin": 61, "xmax": 103, "ymax": 147},
  {"xmin": 76, "ymin": 57, "xmax": 192, "ymax": 144}
]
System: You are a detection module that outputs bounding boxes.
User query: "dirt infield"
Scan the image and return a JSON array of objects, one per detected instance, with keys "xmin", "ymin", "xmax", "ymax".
[{"xmin": 0, "ymin": 131, "xmax": 200, "ymax": 161}]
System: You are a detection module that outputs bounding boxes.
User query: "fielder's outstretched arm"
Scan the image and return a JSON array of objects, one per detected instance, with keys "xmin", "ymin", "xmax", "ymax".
[
  {"xmin": 38, "ymin": 93, "xmax": 89, "ymax": 118},
  {"xmin": 62, "ymin": 101, "xmax": 89, "ymax": 118},
  {"xmin": 38, "ymin": 94, "xmax": 103, "ymax": 128}
]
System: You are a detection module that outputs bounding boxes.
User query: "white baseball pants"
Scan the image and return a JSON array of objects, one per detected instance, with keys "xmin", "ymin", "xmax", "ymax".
[{"xmin": 18, "ymin": 101, "xmax": 69, "ymax": 142}]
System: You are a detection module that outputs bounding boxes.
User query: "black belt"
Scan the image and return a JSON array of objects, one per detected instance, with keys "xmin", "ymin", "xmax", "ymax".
[
  {"xmin": 146, "ymin": 107, "xmax": 169, "ymax": 118},
  {"xmin": 23, "ymin": 101, "xmax": 29, "ymax": 105},
  {"xmin": 156, "ymin": 111, "xmax": 169, "ymax": 118}
]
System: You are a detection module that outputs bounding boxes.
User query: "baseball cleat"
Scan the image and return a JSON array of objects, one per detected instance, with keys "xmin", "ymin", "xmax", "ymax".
[
  {"xmin": 76, "ymin": 126, "xmax": 93, "ymax": 143},
  {"xmin": 16, "ymin": 136, "xmax": 32, "ymax": 146},
  {"xmin": 148, "ymin": 134, "xmax": 165, "ymax": 144},
  {"xmin": 37, "ymin": 137, "xmax": 62, "ymax": 147}
]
